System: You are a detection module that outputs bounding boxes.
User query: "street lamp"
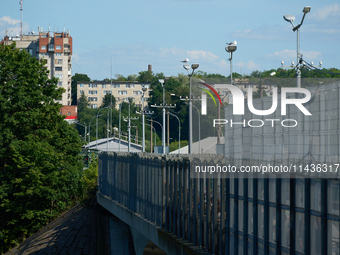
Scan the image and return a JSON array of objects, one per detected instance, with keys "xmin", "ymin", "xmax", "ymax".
[
  {"xmin": 168, "ymin": 112, "xmax": 181, "ymax": 154},
  {"xmin": 283, "ymin": 6, "xmax": 311, "ymax": 88},
  {"xmin": 182, "ymin": 60, "xmax": 199, "ymax": 154},
  {"xmin": 96, "ymin": 105, "xmax": 111, "ymax": 150},
  {"xmin": 158, "ymin": 79, "xmax": 166, "ymax": 155},
  {"xmin": 123, "ymin": 97, "xmax": 139, "ymax": 152},
  {"xmin": 141, "ymin": 86, "xmax": 147, "ymax": 152},
  {"xmin": 225, "ymin": 41, "xmax": 237, "ymax": 86}
]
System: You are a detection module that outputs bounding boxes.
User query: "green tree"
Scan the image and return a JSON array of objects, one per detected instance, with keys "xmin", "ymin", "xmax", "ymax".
[
  {"xmin": 0, "ymin": 44, "xmax": 83, "ymax": 253},
  {"xmin": 101, "ymin": 94, "xmax": 116, "ymax": 108},
  {"xmin": 71, "ymin": 73, "xmax": 91, "ymax": 105}
]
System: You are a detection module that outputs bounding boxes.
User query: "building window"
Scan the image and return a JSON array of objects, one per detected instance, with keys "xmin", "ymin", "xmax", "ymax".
[
  {"xmin": 79, "ymin": 84, "xmax": 84, "ymax": 88},
  {"xmin": 88, "ymin": 97, "xmax": 97, "ymax": 102},
  {"xmin": 88, "ymin": 91, "xmax": 97, "ymax": 95},
  {"xmin": 58, "ymin": 81, "xmax": 63, "ymax": 87},
  {"xmin": 112, "ymin": 84, "xmax": 120, "ymax": 88},
  {"xmin": 55, "ymin": 67, "xmax": 62, "ymax": 71},
  {"xmin": 27, "ymin": 48, "xmax": 33, "ymax": 55},
  {"xmin": 93, "ymin": 84, "xmax": 97, "ymax": 88},
  {"xmin": 118, "ymin": 90, "xmax": 127, "ymax": 95},
  {"xmin": 56, "ymin": 45, "xmax": 62, "ymax": 50},
  {"xmin": 102, "ymin": 84, "xmax": 106, "ymax": 88},
  {"xmin": 41, "ymin": 45, "xmax": 46, "ymax": 50},
  {"xmin": 55, "ymin": 74, "xmax": 63, "ymax": 79},
  {"xmin": 55, "ymin": 59, "xmax": 63, "ymax": 64},
  {"xmin": 79, "ymin": 90, "xmax": 84, "ymax": 95},
  {"xmin": 48, "ymin": 44, "xmax": 54, "ymax": 51},
  {"xmin": 103, "ymin": 91, "xmax": 111, "ymax": 95},
  {"xmin": 55, "ymin": 53, "xmax": 62, "ymax": 56},
  {"xmin": 133, "ymin": 91, "xmax": 139, "ymax": 95},
  {"xmin": 92, "ymin": 104, "xmax": 97, "ymax": 109}
]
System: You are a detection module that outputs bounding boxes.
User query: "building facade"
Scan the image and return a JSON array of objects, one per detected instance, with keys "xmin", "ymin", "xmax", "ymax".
[
  {"xmin": 77, "ymin": 81, "xmax": 151, "ymax": 109},
  {"xmin": 1, "ymin": 31, "xmax": 73, "ymax": 106}
]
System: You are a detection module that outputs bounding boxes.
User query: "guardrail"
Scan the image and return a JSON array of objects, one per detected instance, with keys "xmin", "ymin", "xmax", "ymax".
[{"xmin": 98, "ymin": 152, "xmax": 339, "ymax": 255}]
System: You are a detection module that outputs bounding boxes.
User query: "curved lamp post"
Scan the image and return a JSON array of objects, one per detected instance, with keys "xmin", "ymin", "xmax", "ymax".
[
  {"xmin": 168, "ymin": 111, "xmax": 181, "ymax": 154},
  {"xmin": 182, "ymin": 60, "xmax": 199, "ymax": 154},
  {"xmin": 283, "ymin": 6, "xmax": 311, "ymax": 88}
]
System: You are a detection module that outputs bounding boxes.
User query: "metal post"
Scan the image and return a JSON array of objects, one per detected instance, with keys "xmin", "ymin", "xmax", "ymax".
[
  {"xmin": 296, "ymin": 27, "xmax": 301, "ymax": 88},
  {"xmin": 162, "ymin": 84, "xmax": 166, "ymax": 154},
  {"xmin": 119, "ymin": 103, "xmax": 121, "ymax": 152},
  {"xmin": 107, "ymin": 109, "xmax": 109, "ymax": 151},
  {"xmin": 142, "ymin": 99, "xmax": 145, "ymax": 152},
  {"xmin": 189, "ymin": 75, "xmax": 193, "ymax": 154},
  {"xmin": 128, "ymin": 100, "xmax": 131, "ymax": 152}
]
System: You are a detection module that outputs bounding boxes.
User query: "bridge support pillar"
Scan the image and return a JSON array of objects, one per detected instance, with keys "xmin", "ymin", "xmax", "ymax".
[{"xmin": 130, "ymin": 228, "xmax": 150, "ymax": 255}]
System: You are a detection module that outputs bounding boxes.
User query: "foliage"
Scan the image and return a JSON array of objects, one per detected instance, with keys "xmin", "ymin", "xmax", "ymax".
[
  {"xmin": 71, "ymin": 73, "xmax": 91, "ymax": 105},
  {"xmin": 81, "ymin": 153, "xmax": 98, "ymax": 202},
  {"xmin": 0, "ymin": 44, "xmax": 83, "ymax": 253},
  {"xmin": 101, "ymin": 94, "xmax": 116, "ymax": 108}
]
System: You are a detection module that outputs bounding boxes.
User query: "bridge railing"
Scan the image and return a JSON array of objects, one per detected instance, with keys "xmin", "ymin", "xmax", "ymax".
[
  {"xmin": 98, "ymin": 152, "xmax": 340, "ymax": 255},
  {"xmin": 98, "ymin": 152, "xmax": 228, "ymax": 253}
]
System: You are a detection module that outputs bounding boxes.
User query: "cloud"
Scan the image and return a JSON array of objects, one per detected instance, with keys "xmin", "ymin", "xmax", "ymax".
[
  {"xmin": 265, "ymin": 50, "xmax": 322, "ymax": 66},
  {"xmin": 309, "ymin": 4, "xmax": 340, "ymax": 21},
  {"xmin": 0, "ymin": 16, "xmax": 29, "ymax": 37},
  {"xmin": 0, "ymin": 16, "xmax": 20, "ymax": 25},
  {"xmin": 233, "ymin": 27, "xmax": 282, "ymax": 41},
  {"xmin": 187, "ymin": 50, "xmax": 220, "ymax": 62}
]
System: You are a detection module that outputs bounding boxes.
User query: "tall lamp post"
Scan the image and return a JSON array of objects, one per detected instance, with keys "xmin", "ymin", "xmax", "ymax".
[
  {"xmin": 123, "ymin": 97, "xmax": 139, "ymax": 152},
  {"xmin": 141, "ymin": 86, "xmax": 147, "ymax": 152},
  {"xmin": 168, "ymin": 111, "xmax": 181, "ymax": 154},
  {"xmin": 158, "ymin": 79, "xmax": 166, "ymax": 155},
  {"xmin": 283, "ymin": 6, "xmax": 311, "ymax": 88},
  {"xmin": 225, "ymin": 41, "xmax": 237, "ymax": 86},
  {"xmin": 182, "ymin": 59, "xmax": 199, "ymax": 154}
]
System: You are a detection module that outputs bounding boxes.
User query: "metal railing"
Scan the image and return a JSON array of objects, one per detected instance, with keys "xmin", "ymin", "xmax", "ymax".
[{"xmin": 98, "ymin": 152, "xmax": 340, "ymax": 255}]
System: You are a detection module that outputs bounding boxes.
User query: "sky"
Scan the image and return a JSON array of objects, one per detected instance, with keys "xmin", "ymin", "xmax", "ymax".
[{"xmin": 1, "ymin": 0, "xmax": 339, "ymax": 80}]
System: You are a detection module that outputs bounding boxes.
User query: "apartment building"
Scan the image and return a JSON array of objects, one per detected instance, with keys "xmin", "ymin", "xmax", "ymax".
[
  {"xmin": 1, "ymin": 30, "xmax": 73, "ymax": 106},
  {"xmin": 77, "ymin": 81, "xmax": 151, "ymax": 109}
]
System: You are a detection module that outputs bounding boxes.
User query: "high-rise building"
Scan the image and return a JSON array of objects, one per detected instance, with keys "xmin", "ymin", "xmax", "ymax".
[{"xmin": 1, "ymin": 30, "xmax": 73, "ymax": 106}]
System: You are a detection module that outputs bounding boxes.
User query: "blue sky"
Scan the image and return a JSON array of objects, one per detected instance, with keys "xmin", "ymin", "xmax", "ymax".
[{"xmin": 1, "ymin": 0, "xmax": 339, "ymax": 80}]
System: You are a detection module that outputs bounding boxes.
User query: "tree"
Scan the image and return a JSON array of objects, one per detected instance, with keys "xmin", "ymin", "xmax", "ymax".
[
  {"xmin": 101, "ymin": 94, "xmax": 116, "ymax": 108},
  {"xmin": 71, "ymin": 73, "xmax": 91, "ymax": 105},
  {"xmin": 0, "ymin": 44, "xmax": 83, "ymax": 253}
]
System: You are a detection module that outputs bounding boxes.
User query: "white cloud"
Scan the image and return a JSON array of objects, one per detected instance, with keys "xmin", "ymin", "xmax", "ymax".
[
  {"xmin": 310, "ymin": 4, "xmax": 340, "ymax": 21},
  {"xmin": 0, "ymin": 16, "xmax": 20, "ymax": 25},
  {"xmin": 187, "ymin": 50, "xmax": 220, "ymax": 62},
  {"xmin": 233, "ymin": 27, "xmax": 282, "ymax": 41},
  {"xmin": 264, "ymin": 50, "xmax": 322, "ymax": 67},
  {"xmin": 0, "ymin": 16, "xmax": 29, "ymax": 38}
]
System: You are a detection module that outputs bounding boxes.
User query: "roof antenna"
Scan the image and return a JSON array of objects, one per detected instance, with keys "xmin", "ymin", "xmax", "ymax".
[{"xmin": 19, "ymin": 0, "xmax": 23, "ymax": 36}]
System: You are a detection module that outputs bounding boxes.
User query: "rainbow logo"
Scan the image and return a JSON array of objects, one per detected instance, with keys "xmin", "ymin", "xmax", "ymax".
[{"xmin": 198, "ymin": 82, "xmax": 223, "ymax": 115}]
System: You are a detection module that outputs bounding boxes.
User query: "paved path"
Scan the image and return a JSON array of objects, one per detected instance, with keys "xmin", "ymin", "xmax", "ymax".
[{"xmin": 5, "ymin": 203, "xmax": 134, "ymax": 255}]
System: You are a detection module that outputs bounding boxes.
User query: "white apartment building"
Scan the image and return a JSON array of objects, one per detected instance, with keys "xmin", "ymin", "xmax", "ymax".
[
  {"xmin": 1, "ymin": 30, "xmax": 73, "ymax": 106},
  {"xmin": 77, "ymin": 81, "xmax": 151, "ymax": 109}
]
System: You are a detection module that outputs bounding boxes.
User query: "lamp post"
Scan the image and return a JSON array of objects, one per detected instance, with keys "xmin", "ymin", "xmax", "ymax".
[
  {"xmin": 225, "ymin": 41, "xmax": 237, "ymax": 86},
  {"xmin": 283, "ymin": 6, "xmax": 311, "ymax": 88},
  {"xmin": 141, "ymin": 86, "xmax": 147, "ymax": 152},
  {"xmin": 96, "ymin": 105, "xmax": 111, "ymax": 150},
  {"xmin": 182, "ymin": 60, "xmax": 199, "ymax": 154},
  {"xmin": 88, "ymin": 115, "xmax": 98, "ymax": 143},
  {"xmin": 158, "ymin": 79, "xmax": 166, "ymax": 154},
  {"xmin": 168, "ymin": 111, "xmax": 181, "ymax": 154},
  {"xmin": 191, "ymin": 104, "xmax": 201, "ymax": 154},
  {"xmin": 123, "ymin": 97, "xmax": 138, "ymax": 152}
]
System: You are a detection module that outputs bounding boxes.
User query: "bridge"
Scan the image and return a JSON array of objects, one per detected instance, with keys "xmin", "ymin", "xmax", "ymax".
[{"xmin": 97, "ymin": 152, "xmax": 340, "ymax": 255}]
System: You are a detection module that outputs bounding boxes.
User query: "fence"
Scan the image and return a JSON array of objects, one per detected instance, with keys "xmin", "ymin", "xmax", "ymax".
[{"xmin": 98, "ymin": 152, "xmax": 339, "ymax": 255}]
